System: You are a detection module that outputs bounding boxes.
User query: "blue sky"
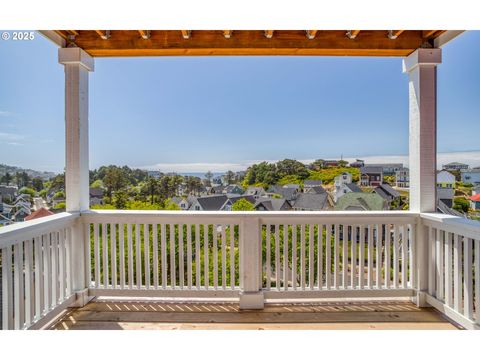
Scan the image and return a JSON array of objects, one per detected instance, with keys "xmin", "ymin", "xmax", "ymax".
[{"xmin": 0, "ymin": 31, "xmax": 479, "ymax": 173}]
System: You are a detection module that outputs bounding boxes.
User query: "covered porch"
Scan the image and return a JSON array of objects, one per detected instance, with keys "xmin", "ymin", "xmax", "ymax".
[{"xmin": 1, "ymin": 30, "xmax": 479, "ymax": 330}]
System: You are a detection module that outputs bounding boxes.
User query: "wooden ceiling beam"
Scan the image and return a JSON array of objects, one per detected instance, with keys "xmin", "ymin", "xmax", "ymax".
[
  {"xmin": 95, "ymin": 30, "xmax": 110, "ymax": 40},
  {"xmin": 422, "ymin": 30, "xmax": 439, "ymax": 38},
  {"xmin": 61, "ymin": 30, "xmax": 443, "ymax": 57},
  {"xmin": 306, "ymin": 30, "xmax": 318, "ymax": 40},
  {"xmin": 223, "ymin": 30, "xmax": 232, "ymax": 39},
  {"xmin": 346, "ymin": 30, "xmax": 361, "ymax": 39},
  {"xmin": 65, "ymin": 30, "xmax": 79, "ymax": 36},
  {"xmin": 388, "ymin": 30, "xmax": 404, "ymax": 39},
  {"xmin": 264, "ymin": 30, "xmax": 274, "ymax": 39},
  {"xmin": 138, "ymin": 30, "xmax": 151, "ymax": 40},
  {"xmin": 54, "ymin": 30, "xmax": 69, "ymax": 40},
  {"xmin": 181, "ymin": 30, "xmax": 191, "ymax": 39}
]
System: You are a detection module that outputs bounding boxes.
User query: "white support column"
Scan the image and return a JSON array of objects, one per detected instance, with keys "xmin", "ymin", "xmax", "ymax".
[
  {"xmin": 403, "ymin": 48, "xmax": 441, "ymax": 307},
  {"xmin": 404, "ymin": 48, "xmax": 441, "ymax": 213},
  {"xmin": 59, "ymin": 47, "xmax": 93, "ymax": 213},
  {"xmin": 59, "ymin": 48, "xmax": 94, "ymax": 306},
  {"xmin": 239, "ymin": 217, "xmax": 264, "ymax": 309}
]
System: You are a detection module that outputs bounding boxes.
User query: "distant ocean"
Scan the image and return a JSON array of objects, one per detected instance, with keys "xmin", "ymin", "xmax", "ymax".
[{"xmin": 179, "ymin": 172, "xmax": 225, "ymax": 179}]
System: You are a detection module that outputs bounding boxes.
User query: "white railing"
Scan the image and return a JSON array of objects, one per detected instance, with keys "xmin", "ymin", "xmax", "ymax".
[
  {"xmin": 2, "ymin": 209, "xmax": 480, "ymax": 329},
  {"xmin": 81, "ymin": 211, "xmax": 242, "ymax": 297},
  {"xmin": 421, "ymin": 213, "xmax": 480, "ymax": 330},
  {"xmin": 261, "ymin": 213, "xmax": 416, "ymax": 299},
  {"xmin": 0, "ymin": 212, "xmax": 79, "ymax": 330}
]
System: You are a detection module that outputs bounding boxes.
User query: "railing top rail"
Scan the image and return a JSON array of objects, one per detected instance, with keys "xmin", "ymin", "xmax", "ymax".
[
  {"xmin": 82, "ymin": 209, "xmax": 417, "ymax": 217},
  {"xmin": 420, "ymin": 212, "xmax": 480, "ymax": 240},
  {"xmin": 0, "ymin": 212, "xmax": 79, "ymax": 248},
  {"xmin": 80, "ymin": 209, "xmax": 418, "ymax": 225}
]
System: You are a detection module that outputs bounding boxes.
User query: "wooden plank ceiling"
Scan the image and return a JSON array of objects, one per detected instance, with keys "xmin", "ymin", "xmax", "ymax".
[{"xmin": 52, "ymin": 30, "xmax": 446, "ymax": 57}]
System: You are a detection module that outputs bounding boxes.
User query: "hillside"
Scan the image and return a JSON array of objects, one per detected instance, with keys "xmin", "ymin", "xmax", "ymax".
[{"xmin": 0, "ymin": 164, "xmax": 56, "ymax": 180}]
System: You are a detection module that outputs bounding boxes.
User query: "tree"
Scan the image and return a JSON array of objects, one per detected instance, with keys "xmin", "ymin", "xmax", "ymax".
[
  {"xmin": 223, "ymin": 170, "xmax": 235, "ymax": 185},
  {"xmin": 32, "ymin": 177, "xmax": 44, "ymax": 192},
  {"xmin": 205, "ymin": 171, "xmax": 214, "ymax": 186},
  {"xmin": 19, "ymin": 187, "xmax": 36, "ymax": 197},
  {"xmin": 164, "ymin": 199, "xmax": 181, "ymax": 210},
  {"xmin": 103, "ymin": 167, "xmax": 129, "ymax": 199},
  {"xmin": 1, "ymin": 172, "xmax": 12, "ymax": 185},
  {"xmin": 15, "ymin": 171, "xmax": 31, "ymax": 188},
  {"xmin": 276, "ymin": 159, "xmax": 309, "ymax": 179},
  {"xmin": 49, "ymin": 173, "xmax": 65, "ymax": 193},
  {"xmin": 453, "ymin": 197, "xmax": 470, "ymax": 213},
  {"xmin": 338, "ymin": 160, "xmax": 349, "ymax": 167},
  {"xmin": 144, "ymin": 177, "xmax": 159, "ymax": 204},
  {"xmin": 113, "ymin": 190, "xmax": 128, "ymax": 209},
  {"xmin": 185, "ymin": 176, "xmax": 203, "ymax": 195},
  {"xmin": 232, "ymin": 198, "xmax": 256, "ymax": 211},
  {"xmin": 309, "ymin": 159, "xmax": 325, "ymax": 171},
  {"xmin": 244, "ymin": 162, "xmax": 278, "ymax": 186},
  {"xmin": 90, "ymin": 179, "xmax": 104, "ymax": 188},
  {"xmin": 53, "ymin": 202, "xmax": 66, "ymax": 210}
]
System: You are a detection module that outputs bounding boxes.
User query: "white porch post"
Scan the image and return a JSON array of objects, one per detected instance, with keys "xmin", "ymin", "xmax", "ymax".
[
  {"xmin": 239, "ymin": 217, "xmax": 264, "ymax": 309},
  {"xmin": 403, "ymin": 48, "xmax": 441, "ymax": 306},
  {"xmin": 59, "ymin": 48, "xmax": 94, "ymax": 306}
]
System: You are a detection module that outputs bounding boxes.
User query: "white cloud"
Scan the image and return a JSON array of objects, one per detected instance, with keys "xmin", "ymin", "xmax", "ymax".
[
  {"xmin": 0, "ymin": 111, "xmax": 15, "ymax": 118},
  {"xmin": 0, "ymin": 132, "xmax": 24, "ymax": 142},
  {"xmin": 139, "ymin": 151, "xmax": 480, "ymax": 173}
]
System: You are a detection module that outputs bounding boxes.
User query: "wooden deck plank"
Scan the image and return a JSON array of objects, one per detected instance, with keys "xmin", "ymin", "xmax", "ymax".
[
  {"xmin": 50, "ymin": 299, "xmax": 459, "ymax": 330},
  {"xmin": 53, "ymin": 320, "xmax": 457, "ymax": 330}
]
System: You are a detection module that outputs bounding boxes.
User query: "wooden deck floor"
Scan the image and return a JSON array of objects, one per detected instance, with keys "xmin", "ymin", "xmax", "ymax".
[{"xmin": 50, "ymin": 298, "xmax": 459, "ymax": 330}]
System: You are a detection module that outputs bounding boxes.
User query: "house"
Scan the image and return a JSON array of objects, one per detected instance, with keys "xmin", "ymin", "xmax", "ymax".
[
  {"xmin": 254, "ymin": 198, "xmax": 292, "ymax": 211},
  {"xmin": 395, "ymin": 167, "xmax": 409, "ymax": 188},
  {"xmin": 171, "ymin": 196, "xmax": 195, "ymax": 210},
  {"xmin": 291, "ymin": 193, "xmax": 329, "ymax": 211},
  {"xmin": 223, "ymin": 184, "xmax": 244, "ymax": 195},
  {"xmin": 350, "ymin": 159, "xmax": 365, "ymax": 168},
  {"xmin": 473, "ymin": 185, "xmax": 480, "ymax": 196},
  {"xmin": 367, "ymin": 163, "xmax": 403, "ymax": 176},
  {"xmin": 303, "ymin": 180, "xmax": 323, "ymax": 190},
  {"xmin": 147, "ymin": 170, "xmax": 162, "ymax": 178},
  {"xmin": 283, "ymin": 184, "xmax": 301, "ymax": 190},
  {"xmin": 437, "ymin": 170, "xmax": 456, "ymax": 207},
  {"xmin": 469, "ymin": 194, "xmax": 480, "ymax": 211},
  {"xmin": 89, "ymin": 187, "xmax": 104, "ymax": 206},
  {"xmin": 305, "ymin": 186, "xmax": 326, "ymax": 194},
  {"xmin": 266, "ymin": 185, "xmax": 299, "ymax": 202},
  {"xmin": 0, "ymin": 185, "xmax": 18, "ymax": 202},
  {"xmin": 323, "ymin": 160, "xmax": 340, "ymax": 167},
  {"xmin": 460, "ymin": 168, "xmax": 480, "ymax": 185},
  {"xmin": 334, "ymin": 183, "xmax": 363, "ymax": 203},
  {"xmin": 334, "ymin": 172, "xmax": 352, "ymax": 187},
  {"xmin": 12, "ymin": 204, "xmax": 31, "ymax": 222},
  {"xmin": 333, "ymin": 172, "xmax": 362, "ymax": 202},
  {"xmin": 373, "ymin": 184, "xmax": 401, "ymax": 206},
  {"xmin": 0, "ymin": 202, "xmax": 14, "ymax": 225},
  {"xmin": 24, "ymin": 207, "xmax": 54, "ymax": 221},
  {"xmin": 227, "ymin": 195, "xmax": 256, "ymax": 210},
  {"xmin": 443, "ymin": 162, "xmax": 469, "ymax": 171},
  {"xmin": 335, "ymin": 192, "xmax": 388, "ymax": 211},
  {"xmin": 188, "ymin": 194, "xmax": 255, "ymax": 211},
  {"xmin": 210, "ymin": 185, "xmax": 226, "ymax": 194},
  {"xmin": 359, "ymin": 166, "xmax": 383, "ymax": 187},
  {"xmin": 437, "ymin": 200, "xmax": 465, "ymax": 217},
  {"xmin": 189, "ymin": 195, "xmax": 229, "ymax": 211},
  {"xmin": 245, "ymin": 186, "xmax": 266, "ymax": 199}
]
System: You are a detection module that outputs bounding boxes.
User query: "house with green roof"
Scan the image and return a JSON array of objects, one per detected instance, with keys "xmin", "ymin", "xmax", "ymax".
[{"xmin": 334, "ymin": 192, "xmax": 388, "ymax": 211}]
